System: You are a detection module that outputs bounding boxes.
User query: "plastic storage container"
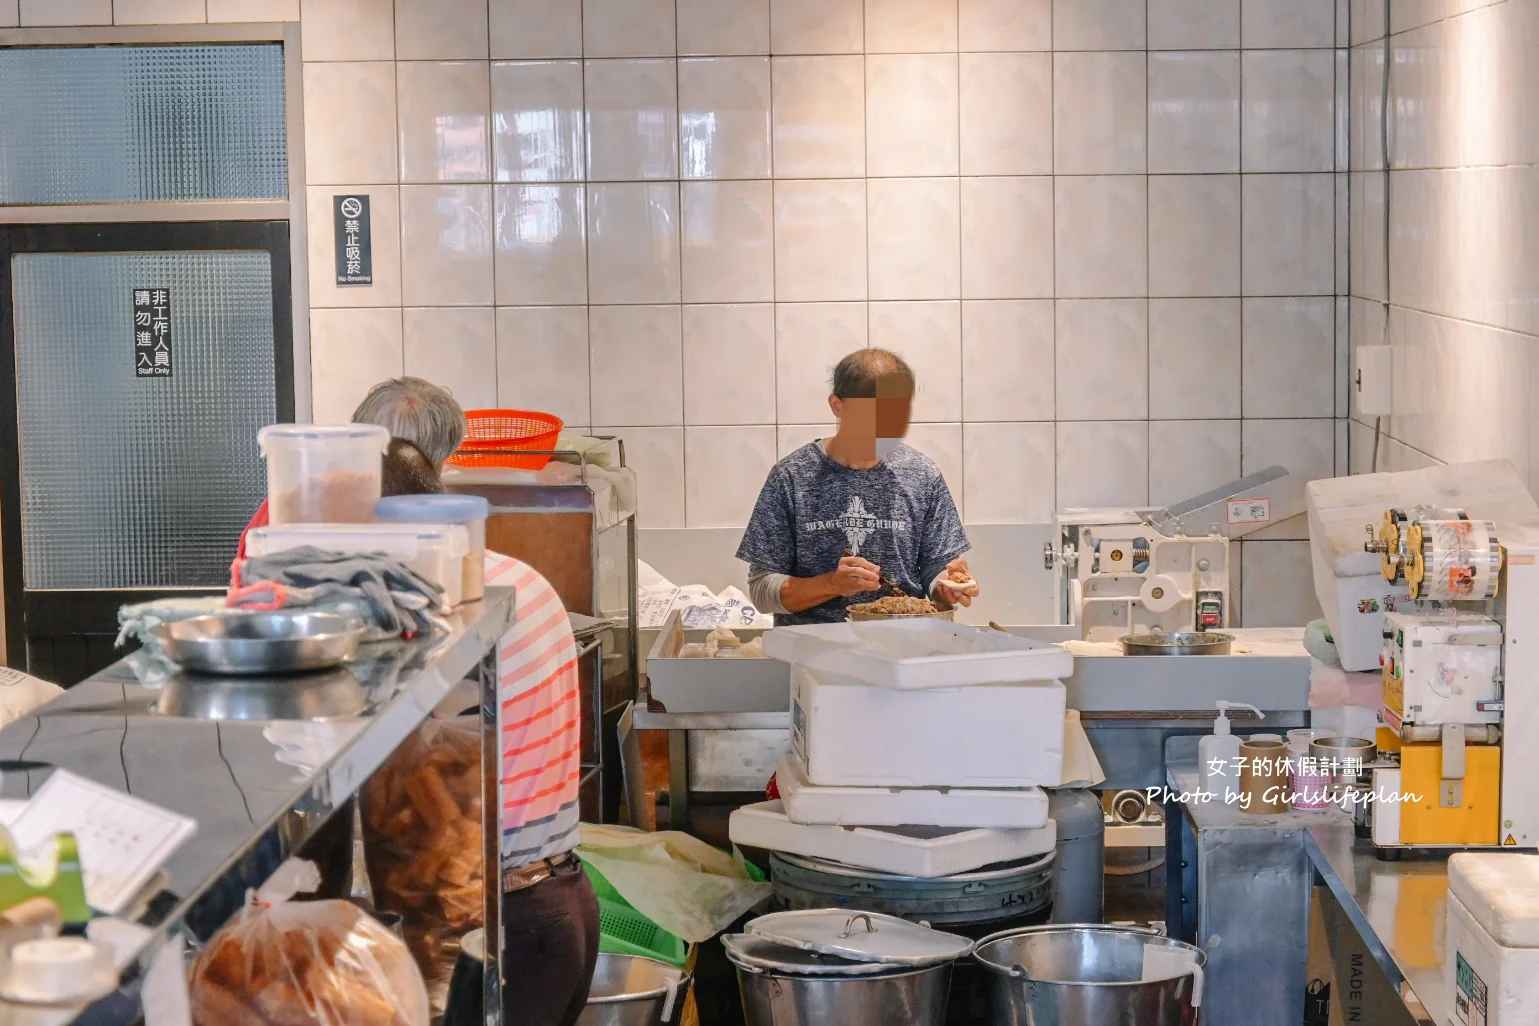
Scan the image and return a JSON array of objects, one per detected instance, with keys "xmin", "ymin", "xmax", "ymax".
[
  {"xmin": 376, "ymin": 495, "xmax": 491, "ymax": 603},
  {"xmin": 258, "ymin": 424, "xmax": 389, "ymax": 526},
  {"xmin": 246, "ymin": 522, "xmax": 469, "ymax": 607}
]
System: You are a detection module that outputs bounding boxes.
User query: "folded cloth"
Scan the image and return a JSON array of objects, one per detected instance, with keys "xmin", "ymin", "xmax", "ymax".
[
  {"xmin": 230, "ymin": 546, "xmax": 449, "ymax": 637},
  {"xmin": 117, "ymin": 596, "xmax": 239, "ymax": 688}
]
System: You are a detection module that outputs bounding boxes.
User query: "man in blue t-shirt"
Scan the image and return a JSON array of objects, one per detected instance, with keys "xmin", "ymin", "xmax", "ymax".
[{"xmin": 736, "ymin": 348, "xmax": 978, "ymax": 625}]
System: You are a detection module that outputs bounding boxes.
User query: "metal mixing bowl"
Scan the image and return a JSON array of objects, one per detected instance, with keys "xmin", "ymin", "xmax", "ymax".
[
  {"xmin": 152, "ymin": 612, "xmax": 367, "ymax": 675},
  {"xmin": 156, "ymin": 666, "xmax": 368, "ymax": 720},
  {"xmin": 1119, "ymin": 631, "xmax": 1234, "ymax": 656}
]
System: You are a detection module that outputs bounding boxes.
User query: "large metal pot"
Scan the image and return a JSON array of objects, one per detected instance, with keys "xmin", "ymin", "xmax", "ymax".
[
  {"xmin": 973, "ymin": 925, "xmax": 1204, "ymax": 1026},
  {"xmin": 576, "ymin": 953, "xmax": 690, "ymax": 1026},
  {"xmin": 731, "ymin": 957, "xmax": 952, "ymax": 1026}
]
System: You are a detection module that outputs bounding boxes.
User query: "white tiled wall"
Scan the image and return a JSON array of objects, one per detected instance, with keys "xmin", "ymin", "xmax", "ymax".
[{"xmin": 14, "ymin": 0, "xmax": 1348, "ymax": 624}]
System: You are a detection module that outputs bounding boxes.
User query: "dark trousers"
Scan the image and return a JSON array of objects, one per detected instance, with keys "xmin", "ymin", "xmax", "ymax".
[{"xmin": 501, "ymin": 860, "xmax": 600, "ymax": 1026}]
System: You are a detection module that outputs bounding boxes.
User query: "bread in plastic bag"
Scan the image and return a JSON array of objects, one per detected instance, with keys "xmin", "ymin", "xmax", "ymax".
[
  {"xmin": 189, "ymin": 895, "xmax": 429, "ymax": 1026},
  {"xmin": 360, "ymin": 716, "xmax": 482, "ymax": 1007}
]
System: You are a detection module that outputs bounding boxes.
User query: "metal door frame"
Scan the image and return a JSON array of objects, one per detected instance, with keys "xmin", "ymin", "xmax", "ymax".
[{"xmin": 0, "ymin": 220, "xmax": 296, "ymax": 673}]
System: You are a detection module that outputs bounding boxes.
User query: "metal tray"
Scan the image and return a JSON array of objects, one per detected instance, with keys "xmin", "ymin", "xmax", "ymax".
[
  {"xmin": 1119, "ymin": 631, "xmax": 1234, "ymax": 656},
  {"xmin": 152, "ymin": 613, "xmax": 367, "ymax": 676}
]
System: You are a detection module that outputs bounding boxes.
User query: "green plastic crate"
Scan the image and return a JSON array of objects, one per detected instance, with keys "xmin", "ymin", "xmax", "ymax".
[{"xmin": 581, "ymin": 857, "xmax": 767, "ymax": 968}]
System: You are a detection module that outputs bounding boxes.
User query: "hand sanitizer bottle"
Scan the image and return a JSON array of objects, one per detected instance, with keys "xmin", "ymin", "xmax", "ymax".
[{"xmin": 1200, "ymin": 700, "xmax": 1262, "ymax": 805}]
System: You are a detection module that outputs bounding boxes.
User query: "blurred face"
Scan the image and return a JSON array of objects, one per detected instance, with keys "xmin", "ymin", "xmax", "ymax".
[{"xmin": 830, "ymin": 371, "xmax": 914, "ymax": 458}]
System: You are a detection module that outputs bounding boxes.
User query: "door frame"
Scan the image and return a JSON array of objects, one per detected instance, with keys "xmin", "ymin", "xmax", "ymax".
[{"xmin": 0, "ymin": 220, "xmax": 295, "ymax": 669}]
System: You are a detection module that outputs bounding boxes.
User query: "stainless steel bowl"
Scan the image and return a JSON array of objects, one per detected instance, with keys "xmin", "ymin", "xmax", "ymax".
[
  {"xmin": 152, "ymin": 613, "xmax": 367, "ymax": 676},
  {"xmin": 1119, "ymin": 631, "xmax": 1234, "ymax": 656},
  {"xmin": 156, "ymin": 666, "xmax": 367, "ymax": 721}
]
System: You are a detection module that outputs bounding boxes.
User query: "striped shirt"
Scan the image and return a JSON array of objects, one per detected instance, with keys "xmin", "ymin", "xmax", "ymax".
[{"xmin": 485, "ymin": 552, "xmax": 583, "ymax": 870}]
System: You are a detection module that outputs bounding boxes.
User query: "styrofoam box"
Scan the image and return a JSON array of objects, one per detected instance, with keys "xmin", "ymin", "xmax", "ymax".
[
  {"xmin": 791, "ymin": 666, "xmax": 1066, "ymax": 789},
  {"xmin": 1446, "ymin": 891, "xmax": 1539, "ymax": 1026},
  {"xmin": 246, "ymin": 523, "xmax": 469, "ymax": 606},
  {"xmin": 775, "ymin": 754, "xmax": 1049, "ymax": 829},
  {"xmin": 729, "ymin": 800, "xmax": 1057, "ymax": 878},
  {"xmin": 645, "ymin": 609, "xmax": 787, "ymax": 713},
  {"xmin": 764, "ymin": 619, "xmax": 1073, "ymax": 691}
]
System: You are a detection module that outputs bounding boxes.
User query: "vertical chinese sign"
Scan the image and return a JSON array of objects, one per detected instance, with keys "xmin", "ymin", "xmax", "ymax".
[
  {"xmin": 132, "ymin": 288, "xmax": 172, "ymax": 377},
  {"xmin": 333, "ymin": 194, "xmax": 373, "ymax": 286}
]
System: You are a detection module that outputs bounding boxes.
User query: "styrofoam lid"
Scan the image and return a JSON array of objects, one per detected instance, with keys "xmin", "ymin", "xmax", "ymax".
[
  {"xmin": 721, "ymin": 934, "xmax": 895, "ymax": 976},
  {"xmin": 377, "ymin": 494, "xmax": 490, "ymax": 523},
  {"xmin": 747, "ymin": 909, "xmax": 973, "ymax": 967},
  {"xmin": 1449, "ymin": 853, "xmax": 1539, "ymax": 947}
]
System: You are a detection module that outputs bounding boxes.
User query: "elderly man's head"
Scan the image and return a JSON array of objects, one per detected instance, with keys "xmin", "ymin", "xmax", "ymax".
[
  {"xmin": 829, "ymin": 348, "xmax": 914, "ymax": 447},
  {"xmin": 351, "ymin": 377, "xmax": 466, "ymax": 470}
]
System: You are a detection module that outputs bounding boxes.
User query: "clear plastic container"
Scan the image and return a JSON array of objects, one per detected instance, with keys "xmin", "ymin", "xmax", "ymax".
[
  {"xmin": 245, "ymin": 523, "xmax": 470, "ymax": 607},
  {"xmin": 374, "ymin": 495, "xmax": 490, "ymax": 603},
  {"xmin": 258, "ymin": 424, "xmax": 390, "ymax": 526}
]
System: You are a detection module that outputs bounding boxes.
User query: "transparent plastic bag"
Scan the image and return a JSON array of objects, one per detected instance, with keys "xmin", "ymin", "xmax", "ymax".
[
  {"xmin": 360, "ymin": 717, "xmax": 481, "ymax": 1008},
  {"xmin": 189, "ymin": 886, "xmax": 429, "ymax": 1026}
]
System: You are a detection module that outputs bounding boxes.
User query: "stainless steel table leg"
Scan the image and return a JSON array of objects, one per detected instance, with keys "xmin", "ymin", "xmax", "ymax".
[
  {"xmin": 481, "ymin": 647, "xmax": 503, "ymax": 1026},
  {"xmin": 667, "ymin": 729, "xmax": 689, "ymax": 832}
]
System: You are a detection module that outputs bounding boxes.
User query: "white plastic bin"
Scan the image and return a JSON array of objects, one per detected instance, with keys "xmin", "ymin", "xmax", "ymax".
[
  {"xmin": 258, "ymin": 424, "xmax": 389, "ymax": 526},
  {"xmin": 775, "ymin": 754, "xmax": 1049, "ymax": 829},
  {"xmin": 245, "ymin": 522, "xmax": 470, "ymax": 607},
  {"xmin": 375, "ymin": 494, "xmax": 490, "ymax": 603},
  {"xmin": 791, "ymin": 666, "xmax": 1066, "ymax": 789}
]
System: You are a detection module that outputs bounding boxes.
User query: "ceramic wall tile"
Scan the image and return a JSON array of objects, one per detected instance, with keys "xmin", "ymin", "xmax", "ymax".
[
  {"xmin": 771, "ymin": 56, "xmax": 866, "ymax": 178},
  {"xmin": 208, "ymin": 0, "xmax": 298, "ymax": 18},
  {"xmin": 395, "ymin": 0, "xmax": 489, "ymax": 59},
  {"xmin": 962, "ymin": 300, "xmax": 1055, "ymax": 421},
  {"xmin": 495, "ymin": 305, "xmax": 590, "ymax": 424},
  {"xmin": 490, "ymin": 0, "xmax": 583, "ymax": 59},
  {"xmin": 964, "ymin": 422, "xmax": 1055, "ymax": 522},
  {"xmin": 773, "ymin": 180, "xmax": 868, "ymax": 301},
  {"xmin": 1056, "ymin": 299, "xmax": 1149, "ymax": 419},
  {"xmin": 1241, "ymin": 541, "xmax": 1322, "ymax": 626},
  {"xmin": 584, "ymin": 59, "xmax": 679, "ymax": 181},
  {"xmin": 681, "ymin": 180, "xmax": 775, "ymax": 303},
  {"xmin": 958, "ymin": 0, "xmax": 1050, "ymax": 51},
  {"xmin": 113, "ymin": 0, "xmax": 204, "ymax": 23},
  {"xmin": 1147, "ymin": 51, "xmax": 1241, "ymax": 173},
  {"xmin": 1242, "ymin": 297, "xmax": 1336, "ymax": 417},
  {"xmin": 683, "ymin": 304, "xmax": 777, "ymax": 424},
  {"xmin": 866, "ymin": 0, "xmax": 958, "ymax": 52},
  {"xmin": 491, "ymin": 60, "xmax": 584, "ymax": 182},
  {"xmin": 1241, "ymin": 417, "xmax": 1335, "ymax": 534},
  {"xmin": 679, "ymin": 57, "xmax": 772, "ymax": 179},
  {"xmin": 1054, "ymin": 175, "xmax": 1148, "ymax": 298},
  {"xmin": 685, "ymin": 427, "xmax": 779, "ymax": 527},
  {"xmin": 961, "ymin": 176, "xmax": 1053, "ymax": 299},
  {"xmin": 1052, "ymin": 0, "xmax": 1146, "ymax": 50},
  {"xmin": 777, "ymin": 423, "xmax": 837, "ymax": 457},
  {"xmin": 304, "ymin": 62, "xmax": 398, "ymax": 185},
  {"xmin": 310, "ymin": 308, "xmax": 403, "ymax": 423},
  {"xmin": 1242, "ymin": 50, "xmax": 1335, "ymax": 172},
  {"xmin": 905, "ymin": 423, "xmax": 965, "ymax": 511},
  {"xmin": 1149, "ymin": 298, "xmax": 1242, "ymax": 418},
  {"xmin": 592, "ymin": 427, "xmax": 685, "ymax": 527},
  {"xmin": 399, "ymin": 185, "xmax": 495, "ymax": 306},
  {"xmin": 583, "ymin": 0, "xmax": 675, "ymax": 57},
  {"xmin": 20, "ymin": 0, "xmax": 110, "ymax": 23},
  {"xmin": 1242, "ymin": 173, "xmax": 1335, "ymax": 296},
  {"xmin": 300, "ymin": 0, "xmax": 395, "ymax": 61},
  {"xmin": 867, "ymin": 55, "xmax": 960, "ymax": 178},
  {"xmin": 1056, "ymin": 421, "xmax": 1150, "ymax": 506},
  {"xmin": 0, "ymin": 0, "xmax": 18, "ymax": 23},
  {"xmin": 308, "ymin": 185, "xmax": 403, "ymax": 308},
  {"xmin": 960, "ymin": 54, "xmax": 1053, "ymax": 176},
  {"xmin": 769, "ymin": 0, "xmax": 863, "ymax": 54},
  {"xmin": 1053, "ymin": 51, "xmax": 1147, "ymax": 175},
  {"xmin": 775, "ymin": 303, "xmax": 868, "ymax": 421},
  {"xmin": 869, "ymin": 301, "xmax": 963, "ymax": 422},
  {"xmin": 1148, "ymin": 0, "xmax": 1239, "ymax": 48},
  {"xmin": 586, "ymin": 182, "xmax": 681, "ymax": 304},
  {"xmin": 397, "ymin": 61, "xmax": 491, "ymax": 183},
  {"xmin": 402, "ymin": 306, "xmax": 498, "ymax": 409},
  {"xmin": 868, "ymin": 177, "xmax": 961, "ymax": 300},
  {"xmin": 1241, "ymin": 0, "xmax": 1336, "ymax": 48},
  {"xmin": 679, "ymin": 0, "xmax": 770, "ymax": 55},
  {"xmin": 1149, "ymin": 420, "xmax": 1242, "ymax": 506},
  {"xmin": 1148, "ymin": 174, "xmax": 1241, "ymax": 297},
  {"xmin": 494, "ymin": 183, "xmax": 588, "ymax": 305},
  {"xmin": 589, "ymin": 305, "xmax": 684, "ymax": 425}
]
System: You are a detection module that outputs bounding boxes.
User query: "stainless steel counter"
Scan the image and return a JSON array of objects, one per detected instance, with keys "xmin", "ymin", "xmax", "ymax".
[{"xmin": 0, "ymin": 590, "xmax": 515, "ymax": 1026}]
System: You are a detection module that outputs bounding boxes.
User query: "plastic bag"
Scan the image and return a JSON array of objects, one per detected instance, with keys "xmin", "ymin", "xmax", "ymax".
[
  {"xmin": 1303, "ymin": 619, "xmax": 1340, "ymax": 666},
  {"xmin": 1309, "ymin": 660, "xmax": 1382, "ymax": 710},
  {"xmin": 360, "ymin": 717, "xmax": 481, "ymax": 1008},
  {"xmin": 577, "ymin": 824, "xmax": 772, "ymax": 943},
  {"xmin": 189, "ymin": 864, "xmax": 428, "ymax": 1026}
]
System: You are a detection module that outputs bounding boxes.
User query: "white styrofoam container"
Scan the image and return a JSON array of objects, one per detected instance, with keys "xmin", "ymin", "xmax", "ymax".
[
  {"xmin": 764, "ymin": 619, "xmax": 1073, "ymax": 691},
  {"xmin": 246, "ymin": 522, "xmax": 469, "ymax": 606},
  {"xmin": 1446, "ymin": 891, "xmax": 1539, "ymax": 1026},
  {"xmin": 775, "ymin": 754, "xmax": 1049, "ymax": 829},
  {"xmin": 729, "ymin": 800, "xmax": 1057, "ymax": 878},
  {"xmin": 791, "ymin": 666, "xmax": 1066, "ymax": 789}
]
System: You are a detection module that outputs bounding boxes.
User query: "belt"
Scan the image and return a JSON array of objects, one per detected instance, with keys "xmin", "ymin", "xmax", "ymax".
[{"xmin": 502, "ymin": 851, "xmax": 580, "ymax": 894}]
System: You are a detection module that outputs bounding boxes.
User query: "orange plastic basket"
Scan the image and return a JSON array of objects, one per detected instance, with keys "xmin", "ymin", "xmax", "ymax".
[{"xmin": 448, "ymin": 409, "xmax": 564, "ymax": 470}]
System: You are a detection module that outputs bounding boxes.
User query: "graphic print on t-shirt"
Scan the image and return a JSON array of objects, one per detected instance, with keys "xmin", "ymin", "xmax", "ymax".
[{"xmin": 802, "ymin": 494, "xmax": 911, "ymax": 555}]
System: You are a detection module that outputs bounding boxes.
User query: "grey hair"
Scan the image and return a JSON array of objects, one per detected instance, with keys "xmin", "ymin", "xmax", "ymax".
[
  {"xmin": 351, "ymin": 377, "xmax": 468, "ymax": 468},
  {"xmin": 830, "ymin": 348, "xmax": 915, "ymax": 399}
]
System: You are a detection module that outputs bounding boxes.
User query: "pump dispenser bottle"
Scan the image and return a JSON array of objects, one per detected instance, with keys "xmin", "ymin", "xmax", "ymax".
[{"xmin": 1200, "ymin": 701, "xmax": 1263, "ymax": 804}]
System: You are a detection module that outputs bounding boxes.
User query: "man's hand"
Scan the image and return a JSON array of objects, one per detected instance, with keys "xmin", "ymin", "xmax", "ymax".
[
  {"xmin": 828, "ymin": 555, "xmax": 882, "ymax": 597},
  {"xmin": 934, "ymin": 558, "xmax": 979, "ymax": 608}
]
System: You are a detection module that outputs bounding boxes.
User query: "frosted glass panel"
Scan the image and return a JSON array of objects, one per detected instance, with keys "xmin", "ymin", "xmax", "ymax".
[
  {"xmin": 0, "ymin": 45, "xmax": 286, "ymax": 205},
  {"xmin": 12, "ymin": 252, "xmax": 277, "ymax": 589}
]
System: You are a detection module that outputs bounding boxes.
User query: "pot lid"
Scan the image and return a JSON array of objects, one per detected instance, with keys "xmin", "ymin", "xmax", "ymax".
[
  {"xmin": 721, "ymin": 934, "xmax": 895, "ymax": 977},
  {"xmin": 746, "ymin": 910, "xmax": 973, "ymax": 967}
]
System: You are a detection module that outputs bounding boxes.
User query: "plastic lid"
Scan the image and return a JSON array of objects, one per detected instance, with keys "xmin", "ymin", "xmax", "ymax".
[
  {"xmin": 721, "ymin": 934, "xmax": 896, "ymax": 977},
  {"xmin": 0, "ymin": 937, "xmax": 116, "ymax": 1004},
  {"xmin": 257, "ymin": 423, "xmax": 389, "ymax": 451},
  {"xmin": 376, "ymin": 494, "xmax": 490, "ymax": 523},
  {"xmin": 746, "ymin": 910, "xmax": 973, "ymax": 967}
]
